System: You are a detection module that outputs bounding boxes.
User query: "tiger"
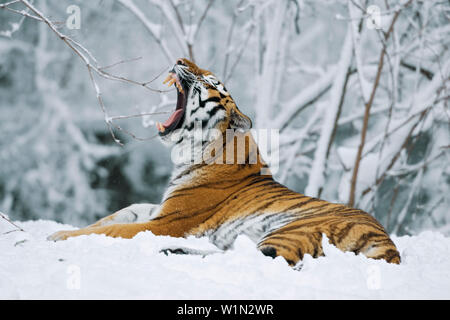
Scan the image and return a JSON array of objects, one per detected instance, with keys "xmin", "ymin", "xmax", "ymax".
[{"xmin": 48, "ymin": 58, "xmax": 401, "ymax": 266}]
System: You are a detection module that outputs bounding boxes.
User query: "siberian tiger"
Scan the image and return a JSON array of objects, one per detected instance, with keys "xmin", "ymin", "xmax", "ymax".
[{"xmin": 49, "ymin": 58, "xmax": 401, "ymax": 266}]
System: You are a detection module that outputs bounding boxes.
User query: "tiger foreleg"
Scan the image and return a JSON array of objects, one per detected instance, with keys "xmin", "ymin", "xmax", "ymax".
[
  {"xmin": 47, "ymin": 203, "xmax": 160, "ymax": 241},
  {"xmin": 47, "ymin": 222, "xmax": 153, "ymax": 241}
]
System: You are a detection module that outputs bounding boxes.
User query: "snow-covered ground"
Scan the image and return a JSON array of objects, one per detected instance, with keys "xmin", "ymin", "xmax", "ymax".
[{"xmin": 1, "ymin": 219, "xmax": 450, "ymax": 299}]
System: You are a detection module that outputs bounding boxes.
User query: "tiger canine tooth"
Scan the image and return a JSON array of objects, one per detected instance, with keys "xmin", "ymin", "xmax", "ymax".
[
  {"xmin": 156, "ymin": 122, "xmax": 165, "ymax": 133},
  {"xmin": 166, "ymin": 79, "xmax": 176, "ymax": 87},
  {"xmin": 163, "ymin": 74, "xmax": 172, "ymax": 84}
]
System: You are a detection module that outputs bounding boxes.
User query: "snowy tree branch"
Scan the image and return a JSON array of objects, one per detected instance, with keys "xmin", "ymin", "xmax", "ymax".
[
  {"xmin": 5, "ymin": 0, "xmax": 174, "ymax": 145},
  {"xmin": 348, "ymin": 0, "xmax": 413, "ymax": 207}
]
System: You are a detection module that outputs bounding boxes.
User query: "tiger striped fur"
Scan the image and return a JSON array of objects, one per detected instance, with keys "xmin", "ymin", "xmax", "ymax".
[{"xmin": 49, "ymin": 58, "xmax": 401, "ymax": 266}]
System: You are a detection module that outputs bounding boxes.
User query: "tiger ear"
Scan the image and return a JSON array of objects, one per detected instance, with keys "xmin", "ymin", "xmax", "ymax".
[{"xmin": 230, "ymin": 108, "xmax": 252, "ymax": 132}]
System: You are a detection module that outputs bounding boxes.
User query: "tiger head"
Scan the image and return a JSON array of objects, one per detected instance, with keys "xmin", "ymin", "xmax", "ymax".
[{"xmin": 156, "ymin": 58, "xmax": 252, "ymax": 149}]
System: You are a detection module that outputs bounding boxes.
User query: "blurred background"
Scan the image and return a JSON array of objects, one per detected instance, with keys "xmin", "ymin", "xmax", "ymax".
[{"xmin": 0, "ymin": 0, "xmax": 448, "ymax": 235}]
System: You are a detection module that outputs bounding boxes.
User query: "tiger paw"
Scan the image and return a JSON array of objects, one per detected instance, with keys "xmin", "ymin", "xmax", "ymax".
[{"xmin": 47, "ymin": 230, "xmax": 78, "ymax": 241}]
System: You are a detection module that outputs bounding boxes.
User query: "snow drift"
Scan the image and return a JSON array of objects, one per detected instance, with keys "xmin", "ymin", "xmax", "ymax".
[{"xmin": 1, "ymin": 219, "xmax": 450, "ymax": 299}]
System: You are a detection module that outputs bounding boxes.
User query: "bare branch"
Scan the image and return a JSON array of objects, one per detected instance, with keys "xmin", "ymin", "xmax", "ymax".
[
  {"xmin": 0, "ymin": 0, "xmax": 43, "ymax": 21},
  {"xmin": 222, "ymin": 0, "xmax": 245, "ymax": 79},
  {"xmin": 9, "ymin": 0, "xmax": 173, "ymax": 145},
  {"xmin": 108, "ymin": 111, "xmax": 171, "ymax": 122},
  {"xmin": 400, "ymin": 60, "xmax": 434, "ymax": 80},
  {"xmin": 360, "ymin": 108, "xmax": 430, "ymax": 197},
  {"xmin": 0, "ymin": 211, "xmax": 25, "ymax": 234},
  {"xmin": 225, "ymin": 7, "xmax": 256, "ymax": 83},
  {"xmin": 194, "ymin": 0, "xmax": 215, "ymax": 39},
  {"xmin": 348, "ymin": 0, "xmax": 413, "ymax": 207},
  {"xmin": 99, "ymin": 56, "xmax": 143, "ymax": 71},
  {"xmin": 118, "ymin": 0, "xmax": 174, "ymax": 63}
]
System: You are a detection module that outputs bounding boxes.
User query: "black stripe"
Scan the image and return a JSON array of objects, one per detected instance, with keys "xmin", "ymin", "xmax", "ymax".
[
  {"xmin": 173, "ymin": 171, "xmax": 264, "ymax": 193},
  {"xmin": 190, "ymin": 96, "xmax": 221, "ymax": 116},
  {"xmin": 161, "ymin": 178, "xmax": 274, "ymax": 223},
  {"xmin": 351, "ymin": 231, "xmax": 382, "ymax": 253},
  {"xmin": 283, "ymin": 198, "xmax": 320, "ymax": 212},
  {"xmin": 162, "ymin": 191, "xmax": 195, "ymax": 203},
  {"xmin": 172, "ymin": 163, "xmax": 206, "ymax": 181},
  {"xmin": 207, "ymin": 105, "xmax": 225, "ymax": 118},
  {"xmin": 312, "ymin": 245, "xmax": 319, "ymax": 258},
  {"xmin": 297, "ymin": 248, "xmax": 303, "ymax": 259}
]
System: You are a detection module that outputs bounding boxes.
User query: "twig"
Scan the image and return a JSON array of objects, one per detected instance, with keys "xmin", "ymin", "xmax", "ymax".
[
  {"xmin": 118, "ymin": 0, "xmax": 174, "ymax": 63},
  {"xmin": 0, "ymin": 211, "xmax": 25, "ymax": 234},
  {"xmin": 87, "ymin": 66, "xmax": 123, "ymax": 145},
  {"xmin": 18, "ymin": 0, "xmax": 167, "ymax": 94},
  {"xmin": 158, "ymin": 0, "xmax": 189, "ymax": 59},
  {"xmin": 348, "ymin": 0, "xmax": 370, "ymax": 103},
  {"xmin": 279, "ymin": 105, "xmax": 323, "ymax": 183},
  {"xmin": 141, "ymin": 66, "xmax": 171, "ymax": 87},
  {"xmin": 348, "ymin": 0, "xmax": 413, "ymax": 207},
  {"xmin": 393, "ymin": 166, "xmax": 424, "ymax": 234},
  {"xmin": 11, "ymin": 0, "xmax": 171, "ymax": 145},
  {"xmin": 400, "ymin": 60, "xmax": 434, "ymax": 80},
  {"xmin": 360, "ymin": 108, "xmax": 430, "ymax": 197},
  {"xmin": 0, "ymin": 0, "xmax": 21, "ymax": 7},
  {"xmin": 195, "ymin": 0, "xmax": 214, "ymax": 35},
  {"xmin": 108, "ymin": 111, "xmax": 171, "ymax": 121},
  {"xmin": 385, "ymin": 182, "xmax": 400, "ymax": 231},
  {"xmin": 222, "ymin": 0, "xmax": 245, "ymax": 78},
  {"xmin": 362, "ymin": 105, "xmax": 432, "ymax": 157},
  {"xmin": 225, "ymin": 12, "xmax": 256, "ymax": 83},
  {"xmin": 109, "ymin": 122, "xmax": 160, "ymax": 142},
  {"xmin": 276, "ymin": 67, "xmax": 337, "ymax": 131},
  {"xmin": 0, "ymin": 0, "xmax": 43, "ymax": 21},
  {"xmin": 387, "ymin": 150, "xmax": 444, "ymax": 177},
  {"xmin": 99, "ymin": 56, "xmax": 143, "ymax": 71},
  {"xmin": 325, "ymin": 67, "xmax": 352, "ymax": 161}
]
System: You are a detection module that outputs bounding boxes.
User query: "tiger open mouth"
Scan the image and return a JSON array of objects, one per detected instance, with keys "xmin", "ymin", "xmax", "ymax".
[{"xmin": 156, "ymin": 72, "xmax": 187, "ymax": 136}]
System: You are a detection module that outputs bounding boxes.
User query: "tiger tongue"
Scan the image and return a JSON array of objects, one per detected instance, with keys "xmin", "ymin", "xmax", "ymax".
[{"xmin": 163, "ymin": 109, "xmax": 184, "ymax": 128}]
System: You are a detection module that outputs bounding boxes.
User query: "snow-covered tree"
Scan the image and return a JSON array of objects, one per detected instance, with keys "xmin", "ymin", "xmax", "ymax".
[{"xmin": 0, "ymin": 0, "xmax": 448, "ymax": 235}]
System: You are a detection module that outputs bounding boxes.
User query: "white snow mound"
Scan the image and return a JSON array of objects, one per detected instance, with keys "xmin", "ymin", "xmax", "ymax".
[{"xmin": 1, "ymin": 219, "xmax": 450, "ymax": 299}]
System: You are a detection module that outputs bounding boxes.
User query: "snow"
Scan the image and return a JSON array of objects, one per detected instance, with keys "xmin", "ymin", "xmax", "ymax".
[{"xmin": 1, "ymin": 219, "xmax": 450, "ymax": 299}]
